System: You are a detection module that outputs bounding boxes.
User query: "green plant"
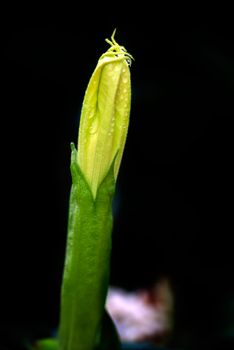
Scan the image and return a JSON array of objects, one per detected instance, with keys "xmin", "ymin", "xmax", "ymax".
[{"xmin": 33, "ymin": 31, "xmax": 132, "ymax": 350}]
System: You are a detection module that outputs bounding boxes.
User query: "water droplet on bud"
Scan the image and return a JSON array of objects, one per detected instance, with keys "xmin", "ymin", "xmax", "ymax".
[{"xmin": 89, "ymin": 119, "xmax": 98, "ymax": 134}]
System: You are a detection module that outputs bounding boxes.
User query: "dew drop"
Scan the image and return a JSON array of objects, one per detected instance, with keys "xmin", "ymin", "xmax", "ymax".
[
  {"xmin": 108, "ymin": 128, "xmax": 114, "ymax": 136},
  {"xmin": 89, "ymin": 126, "xmax": 95, "ymax": 134},
  {"xmin": 89, "ymin": 119, "xmax": 98, "ymax": 134}
]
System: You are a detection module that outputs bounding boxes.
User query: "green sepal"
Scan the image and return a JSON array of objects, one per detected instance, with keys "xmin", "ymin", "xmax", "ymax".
[{"xmin": 59, "ymin": 143, "xmax": 117, "ymax": 350}]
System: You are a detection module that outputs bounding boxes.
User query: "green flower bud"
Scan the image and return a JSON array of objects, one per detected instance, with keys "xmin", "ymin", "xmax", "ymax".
[{"xmin": 77, "ymin": 30, "xmax": 132, "ymax": 198}]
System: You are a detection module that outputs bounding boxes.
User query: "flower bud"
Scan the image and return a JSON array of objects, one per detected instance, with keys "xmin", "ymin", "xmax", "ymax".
[{"xmin": 77, "ymin": 30, "xmax": 132, "ymax": 198}]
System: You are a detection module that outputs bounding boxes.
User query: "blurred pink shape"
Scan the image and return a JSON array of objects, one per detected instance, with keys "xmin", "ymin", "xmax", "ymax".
[{"xmin": 106, "ymin": 279, "xmax": 174, "ymax": 345}]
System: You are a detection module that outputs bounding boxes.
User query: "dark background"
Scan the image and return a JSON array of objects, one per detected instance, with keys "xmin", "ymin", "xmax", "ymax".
[{"xmin": 1, "ymin": 5, "xmax": 234, "ymax": 348}]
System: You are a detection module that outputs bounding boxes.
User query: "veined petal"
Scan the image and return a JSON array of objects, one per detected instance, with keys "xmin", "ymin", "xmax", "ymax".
[{"xmin": 77, "ymin": 31, "xmax": 132, "ymax": 198}]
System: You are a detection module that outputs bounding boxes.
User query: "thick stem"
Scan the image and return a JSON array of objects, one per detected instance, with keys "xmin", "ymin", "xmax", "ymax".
[{"xmin": 59, "ymin": 145, "xmax": 115, "ymax": 350}]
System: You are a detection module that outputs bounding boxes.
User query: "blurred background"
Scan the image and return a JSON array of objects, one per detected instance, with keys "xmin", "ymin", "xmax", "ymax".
[{"xmin": 1, "ymin": 4, "xmax": 234, "ymax": 349}]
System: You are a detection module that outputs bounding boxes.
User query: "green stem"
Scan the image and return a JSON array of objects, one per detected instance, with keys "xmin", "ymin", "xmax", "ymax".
[{"xmin": 58, "ymin": 144, "xmax": 116, "ymax": 350}]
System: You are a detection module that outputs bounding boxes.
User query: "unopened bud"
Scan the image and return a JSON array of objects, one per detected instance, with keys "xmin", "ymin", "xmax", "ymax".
[{"xmin": 77, "ymin": 30, "xmax": 132, "ymax": 198}]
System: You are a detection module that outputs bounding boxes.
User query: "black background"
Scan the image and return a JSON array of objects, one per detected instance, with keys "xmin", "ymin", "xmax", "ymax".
[{"xmin": 1, "ymin": 4, "xmax": 234, "ymax": 347}]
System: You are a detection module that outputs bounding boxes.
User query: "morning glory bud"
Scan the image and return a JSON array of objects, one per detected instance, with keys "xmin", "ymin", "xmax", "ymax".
[{"xmin": 77, "ymin": 30, "xmax": 132, "ymax": 198}]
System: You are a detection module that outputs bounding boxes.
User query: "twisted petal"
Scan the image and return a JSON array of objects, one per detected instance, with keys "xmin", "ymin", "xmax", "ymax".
[{"xmin": 77, "ymin": 31, "xmax": 132, "ymax": 198}]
